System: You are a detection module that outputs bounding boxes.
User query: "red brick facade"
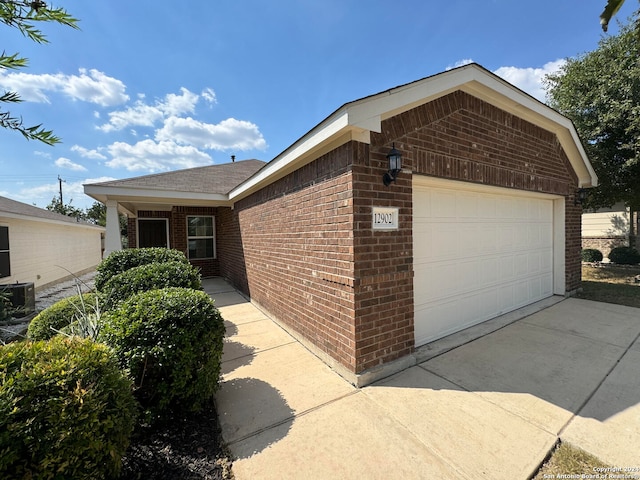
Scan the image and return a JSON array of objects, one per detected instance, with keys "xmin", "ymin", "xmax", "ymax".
[
  {"xmin": 129, "ymin": 207, "xmax": 221, "ymax": 278},
  {"xmin": 128, "ymin": 90, "xmax": 583, "ymax": 376}
]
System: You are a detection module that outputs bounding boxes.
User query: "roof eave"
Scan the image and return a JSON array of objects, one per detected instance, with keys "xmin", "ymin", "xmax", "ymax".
[{"xmin": 84, "ymin": 184, "xmax": 231, "ymax": 208}]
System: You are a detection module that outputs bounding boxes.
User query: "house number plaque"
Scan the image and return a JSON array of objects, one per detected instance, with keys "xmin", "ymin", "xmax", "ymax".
[{"xmin": 372, "ymin": 206, "xmax": 399, "ymax": 230}]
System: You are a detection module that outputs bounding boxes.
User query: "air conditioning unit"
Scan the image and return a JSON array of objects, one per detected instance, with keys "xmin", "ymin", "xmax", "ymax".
[{"xmin": 0, "ymin": 282, "xmax": 35, "ymax": 317}]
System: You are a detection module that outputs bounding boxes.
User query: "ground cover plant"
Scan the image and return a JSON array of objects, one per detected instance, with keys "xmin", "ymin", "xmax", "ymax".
[
  {"xmin": 578, "ymin": 263, "xmax": 640, "ymax": 307},
  {"xmin": 27, "ymin": 292, "xmax": 103, "ymax": 340},
  {"xmin": 100, "ymin": 287, "xmax": 225, "ymax": 420},
  {"xmin": 2, "ymin": 248, "xmax": 231, "ymax": 478},
  {"xmin": 95, "ymin": 247, "xmax": 191, "ymax": 291},
  {"xmin": 0, "ymin": 336, "xmax": 138, "ymax": 479},
  {"xmin": 102, "ymin": 260, "xmax": 202, "ymax": 309},
  {"xmin": 533, "ymin": 442, "xmax": 610, "ymax": 479}
]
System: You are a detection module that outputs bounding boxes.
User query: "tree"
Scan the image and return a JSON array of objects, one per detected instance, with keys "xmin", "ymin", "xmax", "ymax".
[
  {"xmin": 1, "ymin": 1, "xmax": 78, "ymax": 145},
  {"xmin": 81, "ymin": 201, "xmax": 128, "ymax": 244},
  {"xmin": 545, "ymin": 20, "xmax": 640, "ymax": 211},
  {"xmin": 46, "ymin": 195, "xmax": 85, "ymax": 218}
]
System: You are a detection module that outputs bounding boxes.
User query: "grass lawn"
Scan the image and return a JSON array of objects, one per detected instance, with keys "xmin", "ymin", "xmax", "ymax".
[
  {"xmin": 577, "ymin": 264, "xmax": 640, "ymax": 308},
  {"xmin": 533, "ymin": 262, "xmax": 640, "ymax": 478},
  {"xmin": 533, "ymin": 443, "xmax": 610, "ymax": 479}
]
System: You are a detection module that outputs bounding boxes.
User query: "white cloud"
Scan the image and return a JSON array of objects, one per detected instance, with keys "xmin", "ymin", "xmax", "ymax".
[
  {"xmin": 446, "ymin": 58, "xmax": 475, "ymax": 70},
  {"xmin": 155, "ymin": 116, "xmax": 267, "ymax": 151},
  {"xmin": 159, "ymin": 87, "xmax": 199, "ymax": 116},
  {"xmin": 98, "ymin": 88, "xmax": 200, "ymax": 132},
  {"xmin": 493, "ymin": 59, "xmax": 566, "ymax": 102},
  {"xmin": 98, "ymin": 101, "xmax": 165, "ymax": 132},
  {"xmin": 55, "ymin": 157, "xmax": 87, "ymax": 171},
  {"xmin": 71, "ymin": 145, "xmax": 107, "ymax": 160},
  {"xmin": 0, "ymin": 68, "xmax": 129, "ymax": 106},
  {"xmin": 106, "ymin": 139, "xmax": 212, "ymax": 172},
  {"xmin": 201, "ymin": 88, "xmax": 217, "ymax": 106}
]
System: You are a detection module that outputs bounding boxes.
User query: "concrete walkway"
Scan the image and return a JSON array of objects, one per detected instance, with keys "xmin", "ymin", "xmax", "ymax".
[{"xmin": 204, "ymin": 278, "xmax": 640, "ymax": 479}]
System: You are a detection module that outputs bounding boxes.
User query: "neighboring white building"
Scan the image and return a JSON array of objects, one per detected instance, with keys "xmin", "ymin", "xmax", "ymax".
[
  {"xmin": 582, "ymin": 202, "xmax": 638, "ymax": 258},
  {"xmin": 0, "ymin": 196, "xmax": 104, "ymax": 290}
]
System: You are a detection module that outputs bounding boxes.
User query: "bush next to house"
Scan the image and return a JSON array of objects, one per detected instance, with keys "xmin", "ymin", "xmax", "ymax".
[
  {"xmin": 102, "ymin": 260, "xmax": 202, "ymax": 309},
  {"xmin": 608, "ymin": 246, "xmax": 640, "ymax": 265},
  {"xmin": 100, "ymin": 287, "xmax": 225, "ymax": 420},
  {"xmin": 27, "ymin": 292, "xmax": 103, "ymax": 341},
  {"xmin": 95, "ymin": 247, "xmax": 191, "ymax": 291},
  {"xmin": 0, "ymin": 336, "xmax": 137, "ymax": 480},
  {"xmin": 581, "ymin": 248, "xmax": 604, "ymax": 263}
]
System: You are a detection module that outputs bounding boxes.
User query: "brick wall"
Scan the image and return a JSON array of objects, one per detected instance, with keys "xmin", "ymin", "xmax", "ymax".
[
  {"xmin": 232, "ymin": 143, "xmax": 358, "ymax": 370},
  {"xmin": 351, "ymin": 142, "xmax": 414, "ymax": 371},
  {"xmin": 221, "ymin": 89, "xmax": 585, "ymax": 376},
  {"xmin": 130, "ymin": 207, "xmax": 220, "ymax": 277},
  {"xmin": 377, "ymin": 90, "xmax": 582, "ymax": 293}
]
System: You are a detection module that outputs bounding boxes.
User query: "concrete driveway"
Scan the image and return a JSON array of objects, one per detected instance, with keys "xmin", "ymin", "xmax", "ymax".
[{"xmin": 206, "ymin": 278, "xmax": 640, "ymax": 480}]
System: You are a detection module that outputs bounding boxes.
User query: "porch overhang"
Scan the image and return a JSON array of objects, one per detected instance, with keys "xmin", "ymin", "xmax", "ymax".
[{"xmin": 84, "ymin": 184, "xmax": 231, "ymax": 217}]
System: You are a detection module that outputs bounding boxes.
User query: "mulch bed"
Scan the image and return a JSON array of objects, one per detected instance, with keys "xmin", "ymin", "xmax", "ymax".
[{"xmin": 119, "ymin": 403, "xmax": 234, "ymax": 480}]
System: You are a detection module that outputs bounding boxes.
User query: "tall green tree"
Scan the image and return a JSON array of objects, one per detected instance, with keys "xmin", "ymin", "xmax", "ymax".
[
  {"xmin": 46, "ymin": 195, "xmax": 85, "ymax": 218},
  {"xmin": 1, "ymin": 1, "xmax": 78, "ymax": 145},
  {"xmin": 545, "ymin": 20, "xmax": 640, "ymax": 211}
]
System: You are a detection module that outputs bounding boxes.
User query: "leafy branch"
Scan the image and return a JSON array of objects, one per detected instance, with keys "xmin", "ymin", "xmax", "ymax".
[{"xmin": 0, "ymin": 1, "xmax": 79, "ymax": 145}]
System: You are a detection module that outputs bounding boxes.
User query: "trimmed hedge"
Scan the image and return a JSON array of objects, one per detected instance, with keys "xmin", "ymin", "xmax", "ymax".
[
  {"xmin": 27, "ymin": 292, "xmax": 103, "ymax": 341},
  {"xmin": 95, "ymin": 247, "xmax": 190, "ymax": 291},
  {"xmin": 0, "ymin": 337, "xmax": 137, "ymax": 480},
  {"xmin": 581, "ymin": 248, "xmax": 604, "ymax": 262},
  {"xmin": 100, "ymin": 287, "xmax": 225, "ymax": 420},
  {"xmin": 608, "ymin": 246, "xmax": 640, "ymax": 265},
  {"xmin": 102, "ymin": 260, "xmax": 202, "ymax": 309}
]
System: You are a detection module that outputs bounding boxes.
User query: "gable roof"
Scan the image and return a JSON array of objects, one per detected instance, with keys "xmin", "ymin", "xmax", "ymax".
[
  {"xmin": 230, "ymin": 63, "xmax": 598, "ymax": 201},
  {"xmin": 0, "ymin": 195, "xmax": 102, "ymax": 228}
]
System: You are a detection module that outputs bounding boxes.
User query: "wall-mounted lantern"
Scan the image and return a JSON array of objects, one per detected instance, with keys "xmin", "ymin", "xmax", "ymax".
[
  {"xmin": 383, "ymin": 143, "xmax": 402, "ymax": 186},
  {"xmin": 574, "ymin": 188, "xmax": 589, "ymax": 206}
]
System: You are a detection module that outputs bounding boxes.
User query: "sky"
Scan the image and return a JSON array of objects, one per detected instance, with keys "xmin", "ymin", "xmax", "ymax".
[{"xmin": 0, "ymin": 0, "xmax": 637, "ymax": 210}]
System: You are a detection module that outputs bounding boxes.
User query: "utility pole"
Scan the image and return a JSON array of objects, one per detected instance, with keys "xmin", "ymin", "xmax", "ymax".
[{"xmin": 58, "ymin": 175, "xmax": 65, "ymax": 206}]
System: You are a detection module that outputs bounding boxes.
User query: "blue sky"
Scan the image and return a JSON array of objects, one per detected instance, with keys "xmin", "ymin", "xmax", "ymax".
[{"xmin": 0, "ymin": 0, "xmax": 636, "ymax": 209}]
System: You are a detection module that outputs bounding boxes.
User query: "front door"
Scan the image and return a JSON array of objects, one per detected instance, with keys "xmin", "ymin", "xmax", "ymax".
[{"xmin": 138, "ymin": 219, "xmax": 169, "ymax": 248}]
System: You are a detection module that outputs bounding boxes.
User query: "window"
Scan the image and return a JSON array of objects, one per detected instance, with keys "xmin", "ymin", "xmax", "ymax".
[
  {"xmin": 0, "ymin": 226, "xmax": 10, "ymax": 278},
  {"xmin": 187, "ymin": 216, "xmax": 215, "ymax": 259}
]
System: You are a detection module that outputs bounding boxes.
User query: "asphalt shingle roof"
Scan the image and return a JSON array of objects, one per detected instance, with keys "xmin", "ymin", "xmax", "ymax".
[
  {"xmin": 0, "ymin": 196, "xmax": 92, "ymax": 225},
  {"xmin": 88, "ymin": 159, "xmax": 266, "ymax": 195}
]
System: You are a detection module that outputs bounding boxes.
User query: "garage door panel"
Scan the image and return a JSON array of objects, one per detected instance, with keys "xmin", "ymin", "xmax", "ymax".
[{"xmin": 413, "ymin": 182, "xmax": 555, "ymax": 346}]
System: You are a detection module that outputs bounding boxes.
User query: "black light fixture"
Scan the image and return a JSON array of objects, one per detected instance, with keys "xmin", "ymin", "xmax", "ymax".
[
  {"xmin": 574, "ymin": 188, "xmax": 589, "ymax": 206},
  {"xmin": 383, "ymin": 143, "xmax": 402, "ymax": 186}
]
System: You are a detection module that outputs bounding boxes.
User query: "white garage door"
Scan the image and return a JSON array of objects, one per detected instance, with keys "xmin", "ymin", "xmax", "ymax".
[{"xmin": 413, "ymin": 178, "xmax": 555, "ymax": 347}]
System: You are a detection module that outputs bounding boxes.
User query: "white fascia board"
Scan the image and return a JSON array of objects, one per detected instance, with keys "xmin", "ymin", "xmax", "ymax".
[
  {"xmin": 229, "ymin": 112, "xmax": 351, "ymax": 200},
  {"xmin": 84, "ymin": 184, "xmax": 229, "ymax": 204},
  {"xmin": 346, "ymin": 68, "xmax": 473, "ymax": 131}
]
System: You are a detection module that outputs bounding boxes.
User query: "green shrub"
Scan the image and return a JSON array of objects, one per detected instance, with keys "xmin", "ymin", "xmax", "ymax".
[
  {"xmin": 581, "ymin": 248, "xmax": 604, "ymax": 262},
  {"xmin": 608, "ymin": 246, "xmax": 640, "ymax": 265},
  {"xmin": 100, "ymin": 287, "xmax": 225, "ymax": 420},
  {"xmin": 102, "ymin": 260, "xmax": 202, "ymax": 309},
  {"xmin": 27, "ymin": 292, "xmax": 103, "ymax": 341},
  {"xmin": 0, "ymin": 337, "xmax": 137, "ymax": 480},
  {"xmin": 95, "ymin": 247, "xmax": 190, "ymax": 291}
]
